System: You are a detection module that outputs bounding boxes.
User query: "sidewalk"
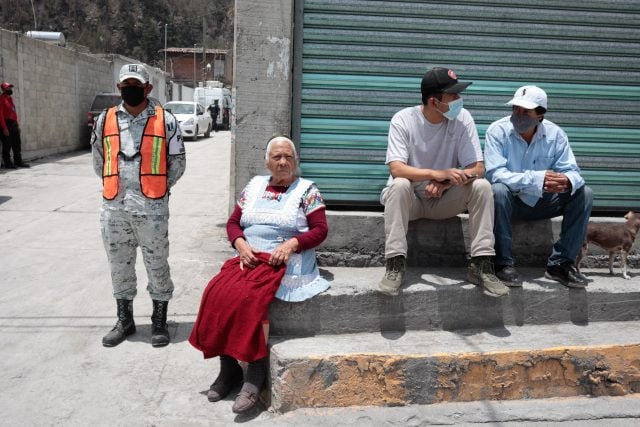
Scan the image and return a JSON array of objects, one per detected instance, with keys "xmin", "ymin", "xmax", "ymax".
[
  {"xmin": 0, "ymin": 133, "xmax": 246, "ymax": 425},
  {"xmin": 1, "ymin": 133, "xmax": 639, "ymax": 426}
]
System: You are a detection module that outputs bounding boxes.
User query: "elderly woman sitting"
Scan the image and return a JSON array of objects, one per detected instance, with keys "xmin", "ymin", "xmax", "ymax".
[{"xmin": 189, "ymin": 136, "xmax": 330, "ymax": 413}]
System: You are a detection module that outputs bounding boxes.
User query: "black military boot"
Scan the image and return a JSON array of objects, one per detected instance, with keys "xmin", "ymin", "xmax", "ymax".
[
  {"xmin": 151, "ymin": 300, "xmax": 170, "ymax": 347},
  {"xmin": 102, "ymin": 299, "xmax": 136, "ymax": 347}
]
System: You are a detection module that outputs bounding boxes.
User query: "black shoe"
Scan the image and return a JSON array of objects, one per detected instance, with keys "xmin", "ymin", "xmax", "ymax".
[
  {"xmin": 15, "ymin": 162, "xmax": 30, "ymax": 168},
  {"xmin": 545, "ymin": 263, "xmax": 587, "ymax": 288},
  {"xmin": 151, "ymin": 300, "xmax": 170, "ymax": 347},
  {"xmin": 495, "ymin": 265, "xmax": 521, "ymax": 286},
  {"xmin": 575, "ymin": 270, "xmax": 589, "ymax": 283},
  {"xmin": 151, "ymin": 324, "xmax": 170, "ymax": 347},
  {"xmin": 3, "ymin": 162, "xmax": 16, "ymax": 169},
  {"xmin": 102, "ymin": 319, "xmax": 136, "ymax": 347},
  {"xmin": 103, "ymin": 299, "xmax": 136, "ymax": 347}
]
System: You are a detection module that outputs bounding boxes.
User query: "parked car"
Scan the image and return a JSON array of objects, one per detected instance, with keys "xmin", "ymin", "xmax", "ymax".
[
  {"xmin": 163, "ymin": 101, "xmax": 212, "ymax": 140},
  {"xmin": 87, "ymin": 93, "xmax": 121, "ymax": 129}
]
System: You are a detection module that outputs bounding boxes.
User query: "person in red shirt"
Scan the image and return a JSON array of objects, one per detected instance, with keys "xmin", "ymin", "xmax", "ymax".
[
  {"xmin": 0, "ymin": 82, "xmax": 29, "ymax": 168},
  {"xmin": 0, "ymin": 93, "xmax": 5, "ymax": 166}
]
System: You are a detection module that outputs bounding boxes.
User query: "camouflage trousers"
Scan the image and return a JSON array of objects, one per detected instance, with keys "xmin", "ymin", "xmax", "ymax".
[{"xmin": 100, "ymin": 209, "xmax": 174, "ymax": 301}]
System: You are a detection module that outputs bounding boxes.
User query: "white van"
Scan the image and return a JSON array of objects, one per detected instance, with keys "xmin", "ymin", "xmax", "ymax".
[{"xmin": 194, "ymin": 85, "xmax": 232, "ymax": 130}]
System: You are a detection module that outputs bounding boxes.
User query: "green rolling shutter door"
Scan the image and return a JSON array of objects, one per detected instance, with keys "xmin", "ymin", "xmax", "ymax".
[{"xmin": 294, "ymin": 0, "xmax": 640, "ymax": 211}]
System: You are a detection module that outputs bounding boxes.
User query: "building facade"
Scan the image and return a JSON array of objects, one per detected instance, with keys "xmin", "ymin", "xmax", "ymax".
[
  {"xmin": 233, "ymin": 0, "xmax": 640, "ymax": 213},
  {"xmin": 163, "ymin": 47, "xmax": 232, "ymax": 87}
]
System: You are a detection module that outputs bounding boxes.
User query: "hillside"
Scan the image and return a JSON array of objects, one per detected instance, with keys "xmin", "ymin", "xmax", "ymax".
[{"xmin": 1, "ymin": 0, "xmax": 234, "ymax": 66}]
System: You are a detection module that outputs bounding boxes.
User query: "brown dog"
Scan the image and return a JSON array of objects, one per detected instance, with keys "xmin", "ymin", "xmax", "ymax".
[{"xmin": 576, "ymin": 211, "xmax": 640, "ymax": 279}]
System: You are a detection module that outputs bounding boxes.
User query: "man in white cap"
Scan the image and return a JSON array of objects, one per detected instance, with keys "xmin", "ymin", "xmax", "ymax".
[
  {"xmin": 378, "ymin": 67, "xmax": 509, "ymax": 298},
  {"xmin": 91, "ymin": 64, "xmax": 186, "ymax": 347},
  {"xmin": 484, "ymin": 85, "xmax": 592, "ymax": 288}
]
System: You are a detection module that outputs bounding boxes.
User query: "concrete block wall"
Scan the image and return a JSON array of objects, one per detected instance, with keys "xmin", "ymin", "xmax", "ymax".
[
  {"xmin": 232, "ymin": 0, "xmax": 295, "ymax": 204},
  {"xmin": 0, "ymin": 29, "xmax": 178, "ymax": 160},
  {"xmin": 317, "ymin": 212, "xmax": 640, "ymax": 268},
  {"xmin": 0, "ymin": 28, "xmax": 114, "ymax": 159},
  {"xmin": 75, "ymin": 56, "xmax": 116, "ymax": 145}
]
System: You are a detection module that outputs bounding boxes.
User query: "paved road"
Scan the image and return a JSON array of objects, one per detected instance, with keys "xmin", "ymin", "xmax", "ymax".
[{"xmin": 1, "ymin": 132, "xmax": 639, "ymax": 426}]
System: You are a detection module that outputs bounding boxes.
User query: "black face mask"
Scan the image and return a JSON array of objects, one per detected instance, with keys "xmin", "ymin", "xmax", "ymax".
[
  {"xmin": 4, "ymin": 90, "xmax": 13, "ymax": 96},
  {"xmin": 120, "ymin": 86, "xmax": 146, "ymax": 107}
]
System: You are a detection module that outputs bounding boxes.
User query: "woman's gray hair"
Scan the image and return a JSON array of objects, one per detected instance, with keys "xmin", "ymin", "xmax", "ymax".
[
  {"xmin": 265, "ymin": 135, "xmax": 301, "ymax": 177},
  {"xmin": 265, "ymin": 136, "xmax": 297, "ymax": 160}
]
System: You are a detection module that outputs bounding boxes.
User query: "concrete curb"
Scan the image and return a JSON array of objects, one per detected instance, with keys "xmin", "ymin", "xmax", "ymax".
[
  {"xmin": 269, "ymin": 321, "xmax": 640, "ymax": 413},
  {"xmin": 269, "ymin": 267, "xmax": 640, "ymax": 336},
  {"xmin": 320, "ymin": 212, "xmax": 640, "ymax": 268}
]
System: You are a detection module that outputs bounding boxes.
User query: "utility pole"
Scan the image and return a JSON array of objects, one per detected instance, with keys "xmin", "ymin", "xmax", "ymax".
[
  {"xmin": 30, "ymin": 0, "xmax": 37, "ymax": 30},
  {"xmin": 164, "ymin": 24, "xmax": 167, "ymax": 75},
  {"xmin": 202, "ymin": 17, "xmax": 207, "ymax": 85},
  {"xmin": 193, "ymin": 44, "xmax": 196, "ymax": 88}
]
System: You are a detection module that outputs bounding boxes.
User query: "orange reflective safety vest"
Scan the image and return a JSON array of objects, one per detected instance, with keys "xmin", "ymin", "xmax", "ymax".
[{"xmin": 102, "ymin": 105, "xmax": 168, "ymax": 200}]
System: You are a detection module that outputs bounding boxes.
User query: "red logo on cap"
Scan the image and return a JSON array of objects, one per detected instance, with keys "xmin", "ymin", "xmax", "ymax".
[{"xmin": 448, "ymin": 70, "xmax": 457, "ymax": 80}]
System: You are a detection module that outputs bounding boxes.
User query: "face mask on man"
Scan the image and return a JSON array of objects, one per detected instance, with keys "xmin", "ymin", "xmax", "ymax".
[
  {"xmin": 510, "ymin": 113, "xmax": 540, "ymax": 134},
  {"xmin": 4, "ymin": 90, "xmax": 13, "ymax": 96},
  {"xmin": 437, "ymin": 98, "xmax": 463, "ymax": 120},
  {"xmin": 120, "ymin": 85, "xmax": 146, "ymax": 107}
]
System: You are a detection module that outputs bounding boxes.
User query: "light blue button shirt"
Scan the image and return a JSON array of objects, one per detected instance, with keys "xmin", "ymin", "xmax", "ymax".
[{"xmin": 484, "ymin": 116, "xmax": 584, "ymax": 207}]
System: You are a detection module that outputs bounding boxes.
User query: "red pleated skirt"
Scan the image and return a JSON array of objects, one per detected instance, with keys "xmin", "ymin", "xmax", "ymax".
[{"xmin": 188, "ymin": 252, "xmax": 286, "ymax": 362}]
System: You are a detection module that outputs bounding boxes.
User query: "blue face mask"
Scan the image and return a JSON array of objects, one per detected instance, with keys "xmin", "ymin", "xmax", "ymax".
[{"xmin": 438, "ymin": 98, "xmax": 463, "ymax": 120}]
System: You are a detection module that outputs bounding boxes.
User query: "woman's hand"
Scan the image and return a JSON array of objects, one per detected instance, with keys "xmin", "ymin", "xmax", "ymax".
[
  {"xmin": 235, "ymin": 238, "xmax": 259, "ymax": 270},
  {"xmin": 269, "ymin": 238, "xmax": 299, "ymax": 266}
]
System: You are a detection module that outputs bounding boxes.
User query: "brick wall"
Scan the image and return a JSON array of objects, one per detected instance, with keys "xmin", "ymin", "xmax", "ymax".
[{"xmin": 167, "ymin": 51, "xmax": 231, "ymax": 87}]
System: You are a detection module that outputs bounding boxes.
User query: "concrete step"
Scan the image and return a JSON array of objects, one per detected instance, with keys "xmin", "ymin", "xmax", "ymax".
[
  {"xmin": 320, "ymin": 212, "xmax": 640, "ymax": 268},
  {"xmin": 269, "ymin": 267, "xmax": 640, "ymax": 337},
  {"xmin": 268, "ymin": 320, "xmax": 640, "ymax": 413},
  {"xmin": 269, "ymin": 394, "xmax": 640, "ymax": 425}
]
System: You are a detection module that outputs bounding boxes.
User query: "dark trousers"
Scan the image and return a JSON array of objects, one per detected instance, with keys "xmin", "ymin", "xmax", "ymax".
[
  {"xmin": 492, "ymin": 182, "xmax": 593, "ymax": 268},
  {"xmin": 1, "ymin": 119, "xmax": 23, "ymax": 166}
]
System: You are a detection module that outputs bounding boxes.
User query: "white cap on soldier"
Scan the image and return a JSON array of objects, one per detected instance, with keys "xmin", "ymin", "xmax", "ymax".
[{"xmin": 118, "ymin": 64, "xmax": 149, "ymax": 84}]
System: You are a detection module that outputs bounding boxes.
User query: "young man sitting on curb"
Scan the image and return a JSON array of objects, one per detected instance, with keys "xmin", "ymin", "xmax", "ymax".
[{"xmin": 378, "ymin": 67, "xmax": 509, "ymax": 298}]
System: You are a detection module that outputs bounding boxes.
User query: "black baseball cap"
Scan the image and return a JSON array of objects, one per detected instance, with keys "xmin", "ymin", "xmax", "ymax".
[{"xmin": 421, "ymin": 67, "xmax": 472, "ymax": 103}]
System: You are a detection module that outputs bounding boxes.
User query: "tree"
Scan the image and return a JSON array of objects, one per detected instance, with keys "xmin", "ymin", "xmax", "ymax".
[{"xmin": 0, "ymin": 0, "xmax": 234, "ymax": 64}]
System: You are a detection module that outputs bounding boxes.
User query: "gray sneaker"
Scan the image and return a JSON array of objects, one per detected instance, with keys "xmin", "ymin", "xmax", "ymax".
[
  {"xmin": 378, "ymin": 255, "xmax": 406, "ymax": 296},
  {"xmin": 468, "ymin": 256, "xmax": 509, "ymax": 297}
]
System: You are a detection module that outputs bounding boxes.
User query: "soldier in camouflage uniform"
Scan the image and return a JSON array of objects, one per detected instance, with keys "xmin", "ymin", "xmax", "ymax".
[{"xmin": 91, "ymin": 64, "xmax": 186, "ymax": 348}]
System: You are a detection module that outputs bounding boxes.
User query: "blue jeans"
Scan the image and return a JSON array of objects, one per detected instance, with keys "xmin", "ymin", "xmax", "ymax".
[{"xmin": 492, "ymin": 183, "xmax": 593, "ymax": 268}]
